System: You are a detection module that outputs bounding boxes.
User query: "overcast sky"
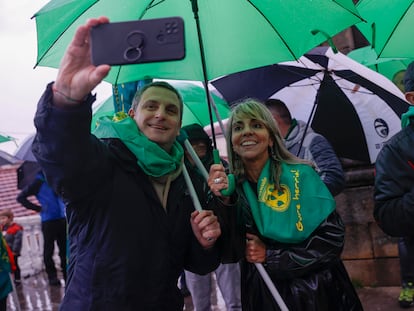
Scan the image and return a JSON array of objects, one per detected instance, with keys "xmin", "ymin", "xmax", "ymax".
[{"xmin": 0, "ymin": 0, "xmax": 111, "ymax": 155}]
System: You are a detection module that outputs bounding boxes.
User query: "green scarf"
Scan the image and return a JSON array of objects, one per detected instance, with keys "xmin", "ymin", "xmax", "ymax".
[
  {"xmin": 242, "ymin": 159, "xmax": 335, "ymax": 243},
  {"xmin": 93, "ymin": 116, "xmax": 184, "ymax": 177},
  {"xmin": 401, "ymin": 106, "xmax": 414, "ymax": 128}
]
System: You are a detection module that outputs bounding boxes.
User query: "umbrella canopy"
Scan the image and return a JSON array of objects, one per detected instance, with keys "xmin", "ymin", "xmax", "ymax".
[
  {"xmin": 14, "ymin": 134, "xmax": 36, "ymax": 162},
  {"xmin": 0, "ymin": 134, "xmax": 15, "ymax": 144},
  {"xmin": 91, "ymin": 81, "xmax": 230, "ymax": 130},
  {"xmin": 14, "ymin": 134, "xmax": 41, "ymax": 189},
  {"xmin": 0, "ymin": 150, "xmax": 18, "ymax": 166},
  {"xmin": 17, "ymin": 161, "xmax": 41, "ymax": 190},
  {"xmin": 33, "ymin": 0, "xmax": 363, "ymax": 84},
  {"xmin": 211, "ymin": 46, "xmax": 410, "ymax": 164},
  {"xmin": 347, "ymin": 46, "xmax": 412, "ymax": 82},
  {"xmin": 356, "ymin": 0, "xmax": 414, "ymax": 58}
]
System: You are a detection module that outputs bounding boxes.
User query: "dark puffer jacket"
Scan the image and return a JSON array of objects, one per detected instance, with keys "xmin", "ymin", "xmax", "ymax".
[
  {"xmin": 374, "ymin": 119, "xmax": 414, "ymax": 237},
  {"xmin": 32, "ymin": 84, "xmax": 220, "ymax": 311}
]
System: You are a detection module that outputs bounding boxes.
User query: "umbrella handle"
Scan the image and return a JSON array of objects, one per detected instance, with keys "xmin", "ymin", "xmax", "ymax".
[{"xmin": 213, "ymin": 149, "xmax": 235, "ymax": 196}]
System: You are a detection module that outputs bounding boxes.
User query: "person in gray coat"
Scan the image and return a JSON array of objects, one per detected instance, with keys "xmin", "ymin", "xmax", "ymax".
[{"xmin": 265, "ymin": 98, "xmax": 345, "ymax": 196}]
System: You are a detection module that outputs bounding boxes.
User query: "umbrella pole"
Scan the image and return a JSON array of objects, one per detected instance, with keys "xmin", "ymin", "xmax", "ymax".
[
  {"xmin": 183, "ymin": 139, "xmax": 208, "ymax": 181},
  {"xmin": 254, "ymin": 263, "xmax": 289, "ymax": 311},
  {"xmin": 190, "ymin": 0, "xmax": 217, "ymax": 149},
  {"xmin": 297, "ymin": 76, "xmax": 322, "ymax": 156},
  {"xmin": 202, "ymin": 82, "xmax": 227, "ymax": 137},
  {"xmin": 182, "ymin": 164, "xmax": 203, "ymax": 212}
]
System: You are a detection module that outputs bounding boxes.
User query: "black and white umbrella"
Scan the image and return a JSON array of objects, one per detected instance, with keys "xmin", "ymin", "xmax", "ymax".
[{"xmin": 212, "ymin": 47, "xmax": 410, "ymax": 164}]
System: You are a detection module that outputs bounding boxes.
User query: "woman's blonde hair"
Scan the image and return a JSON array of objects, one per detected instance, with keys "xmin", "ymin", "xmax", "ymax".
[{"xmin": 226, "ymin": 98, "xmax": 310, "ymax": 187}]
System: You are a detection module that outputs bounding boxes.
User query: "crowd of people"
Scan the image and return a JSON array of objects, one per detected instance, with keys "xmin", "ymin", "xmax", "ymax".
[{"xmin": 1, "ymin": 16, "xmax": 413, "ymax": 311}]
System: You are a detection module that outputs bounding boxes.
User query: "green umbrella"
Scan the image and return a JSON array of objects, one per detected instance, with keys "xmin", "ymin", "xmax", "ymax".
[
  {"xmin": 347, "ymin": 46, "xmax": 412, "ymax": 81},
  {"xmin": 0, "ymin": 134, "xmax": 15, "ymax": 144},
  {"xmin": 33, "ymin": 0, "xmax": 363, "ymax": 84},
  {"xmin": 356, "ymin": 0, "xmax": 414, "ymax": 58},
  {"xmin": 91, "ymin": 81, "xmax": 230, "ymax": 130}
]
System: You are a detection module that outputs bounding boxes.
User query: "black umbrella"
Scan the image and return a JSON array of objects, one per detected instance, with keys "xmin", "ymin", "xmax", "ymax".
[
  {"xmin": 14, "ymin": 134, "xmax": 40, "ymax": 190},
  {"xmin": 212, "ymin": 47, "xmax": 410, "ymax": 164},
  {"xmin": 0, "ymin": 150, "xmax": 18, "ymax": 166},
  {"xmin": 14, "ymin": 134, "xmax": 36, "ymax": 162},
  {"xmin": 17, "ymin": 161, "xmax": 40, "ymax": 190}
]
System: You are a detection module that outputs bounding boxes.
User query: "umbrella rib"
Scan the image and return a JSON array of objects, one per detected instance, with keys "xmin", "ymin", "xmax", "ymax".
[
  {"xmin": 139, "ymin": 0, "xmax": 165, "ymax": 19},
  {"xmin": 377, "ymin": 2, "xmax": 414, "ymax": 57},
  {"xmin": 34, "ymin": 0, "xmax": 100, "ymax": 67},
  {"xmin": 245, "ymin": 0, "xmax": 298, "ymax": 60},
  {"xmin": 332, "ymin": 0, "xmax": 366, "ymax": 22},
  {"xmin": 329, "ymin": 74, "xmax": 376, "ymax": 95}
]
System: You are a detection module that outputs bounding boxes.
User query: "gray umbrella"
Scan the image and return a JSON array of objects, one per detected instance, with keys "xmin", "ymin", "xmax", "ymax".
[
  {"xmin": 14, "ymin": 134, "xmax": 40, "ymax": 190},
  {"xmin": 14, "ymin": 134, "xmax": 36, "ymax": 162},
  {"xmin": 0, "ymin": 150, "xmax": 18, "ymax": 166}
]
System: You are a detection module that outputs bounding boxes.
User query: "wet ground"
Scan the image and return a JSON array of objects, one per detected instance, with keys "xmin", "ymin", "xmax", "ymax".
[
  {"xmin": 7, "ymin": 272, "xmax": 65, "ymax": 311},
  {"xmin": 7, "ymin": 272, "xmax": 406, "ymax": 311}
]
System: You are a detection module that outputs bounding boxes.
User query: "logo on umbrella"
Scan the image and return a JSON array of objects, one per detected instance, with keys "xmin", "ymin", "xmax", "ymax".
[{"xmin": 374, "ymin": 118, "xmax": 389, "ymax": 138}]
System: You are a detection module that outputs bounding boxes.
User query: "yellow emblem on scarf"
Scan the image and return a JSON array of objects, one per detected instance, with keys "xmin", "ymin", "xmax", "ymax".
[{"xmin": 259, "ymin": 177, "xmax": 290, "ymax": 212}]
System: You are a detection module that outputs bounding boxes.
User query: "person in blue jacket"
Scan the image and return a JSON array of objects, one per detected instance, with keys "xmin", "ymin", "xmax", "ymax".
[
  {"xmin": 17, "ymin": 171, "xmax": 67, "ymax": 286},
  {"xmin": 30, "ymin": 17, "xmax": 222, "ymax": 310}
]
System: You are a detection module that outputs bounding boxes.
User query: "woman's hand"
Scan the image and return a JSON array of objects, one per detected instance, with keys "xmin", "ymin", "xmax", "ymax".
[
  {"xmin": 208, "ymin": 163, "xmax": 230, "ymax": 198},
  {"xmin": 245, "ymin": 233, "xmax": 266, "ymax": 263},
  {"xmin": 190, "ymin": 210, "xmax": 221, "ymax": 249}
]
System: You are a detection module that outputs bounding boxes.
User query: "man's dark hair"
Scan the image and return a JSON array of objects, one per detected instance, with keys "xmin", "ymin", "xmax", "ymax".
[
  {"xmin": 264, "ymin": 98, "xmax": 292, "ymax": 125},
  {"xmin": 131, "ymin": 81, "xmax": 184, "ymax": 120}
]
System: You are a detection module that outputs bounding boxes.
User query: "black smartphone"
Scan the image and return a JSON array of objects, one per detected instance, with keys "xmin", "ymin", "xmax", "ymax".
[{"xmin": 90, "ymin": 17, "xmax": 185, "ymax": 66}]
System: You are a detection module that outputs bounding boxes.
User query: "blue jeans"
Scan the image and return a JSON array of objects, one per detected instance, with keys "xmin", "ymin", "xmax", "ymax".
[
  {"xmin": 185, "ymin": 263, "xmax": 242, "ymax": 311},
  {"xmin": 399, "ymin": 237, "xmax": 414, "ymax": 285}
]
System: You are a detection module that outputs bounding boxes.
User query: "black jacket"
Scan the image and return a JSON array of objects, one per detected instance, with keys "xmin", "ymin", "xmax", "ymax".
[
  {"xmin": 374, "ymin": 119, "xmax": 414, "ymax": 237},
  {"xmin": 32, "ymin": 84, "xmax": 220, "ymax": 311}
]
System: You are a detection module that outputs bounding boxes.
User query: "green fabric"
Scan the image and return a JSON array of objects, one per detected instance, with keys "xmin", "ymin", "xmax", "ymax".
[
  {"xmin": 348, "ymin": 46, "xmax": 412, "ymax": 80},
  {"xmin": 356, "ymin": 0, "xmax": 414, "ymax": 58},
  {"xmin": 33, "ymin": 0, "xmax": 362, "ymax": 84},
  {"xmin": 93, "ymin": 116, "xmax": 184, "ymax": 177},
  {"xmin": 0, "ymin": 135, "xmax": 14, "ymax": 144},
  {"xmin": 243, "ymin": 160, "xmax": 335, "ymax": 243},
  {"xmin": 0, "ymin": 236, "xmax": 12, "ymax": 300},
  {"xmin": 401, "ymin": 106, "xmax": 414, "ymax": 128}
]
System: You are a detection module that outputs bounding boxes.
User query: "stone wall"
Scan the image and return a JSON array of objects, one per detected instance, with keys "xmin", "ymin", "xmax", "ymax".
[{"xmin": 337, "ymin": 162, "xmax": 400, "ymax": 286}]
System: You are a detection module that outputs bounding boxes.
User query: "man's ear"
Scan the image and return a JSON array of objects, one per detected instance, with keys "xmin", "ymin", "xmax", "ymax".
[
  {"xmin": 128, "ymin": 108, "xmax": 135, "ymax": 117},
  {"xmin": 176, "ymin": 121, "xmax": 182, "ymax": 136}
]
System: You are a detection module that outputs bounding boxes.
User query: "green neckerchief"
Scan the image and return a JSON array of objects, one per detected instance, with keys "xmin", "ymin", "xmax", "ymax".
[
  {"xmin": 93, "ymin": 116, "xmax": 184, "ymax": 177},
  {"xmin": 242, "ymin": 159, "xmax": 335, "ymax": 243},
  {"xmin": 401, "ymin": 106, "xmax": 414, "ymax": 128},
  {"xmin": 242, "ymin": 159, "xmax": 272, "ymax": 215}
]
